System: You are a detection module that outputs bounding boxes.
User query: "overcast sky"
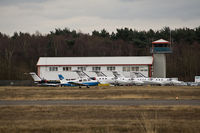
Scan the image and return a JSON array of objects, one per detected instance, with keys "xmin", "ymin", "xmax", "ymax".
[{"xmin": 0, "ymin": 0, "xmax": 200, "ymax": 35}]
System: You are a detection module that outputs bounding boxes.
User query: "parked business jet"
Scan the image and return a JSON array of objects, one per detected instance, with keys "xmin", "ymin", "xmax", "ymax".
[
  {"xmin": 58, "ymin": 74, "xmax": 99, "ymax": 88},
  {"xmin": 112, "ymin": 71, "xmax": 143, "ymax": 86},
  {"xmin": 131, "ymin": 72, "xmax": 185, "ymax": 86},
  {"xmin": 29, "ymin": 72, "xmax": 60, "ymax": 86},
  {"xmin": 131, "ymin": 72, "xmax": 163, "ymax": 85},
  {"xmin": 169, "ymin": 78, "xmax": 186, "ymax": 86},
  {"xmin": 92, "ymin": 71, "xmax": 116, "ymax": 86},
  {"xmin": 152, "ymin": 78, "xmax": 186, "ymax": 86}
]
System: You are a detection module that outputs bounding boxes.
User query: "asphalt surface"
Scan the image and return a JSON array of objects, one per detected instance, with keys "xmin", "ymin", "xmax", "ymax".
[{"xmin": 0, "ymin": 99, "xmax": 200, "ymax": 106}]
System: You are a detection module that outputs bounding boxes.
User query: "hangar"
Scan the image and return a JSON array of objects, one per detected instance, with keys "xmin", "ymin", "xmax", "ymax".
[
  {"xmin": 37, "ymin": 56, "xmax": 153, "ymax": 80},
  {"xmin": 36, "ymin": 39, "xmax": 172, "ymax": 80}
]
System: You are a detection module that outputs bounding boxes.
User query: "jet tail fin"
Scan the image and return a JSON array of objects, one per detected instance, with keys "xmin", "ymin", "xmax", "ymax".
[
  {"xmin": 29, "ymin": 72, "xmax": 41, "ymax": 82},
  {"xmin": 112, "ymin": 71, "xmax": 124, "ymax": 78},
  {"xmin": 92, "ymin": 71, "xmax": 107, "ymax": 77},
  {"xmin": 58, "ymin": 74, "xmax": 67, "ymax": 84},
  {"xmin": 73, "ymin": 70, "xmax": 90, "ymax": 78}
]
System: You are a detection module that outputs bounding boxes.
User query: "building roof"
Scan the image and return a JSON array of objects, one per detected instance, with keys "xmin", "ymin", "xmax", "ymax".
[
  {"xmin": 37, "ymin": 56, "xmax": 153, "ymax": 66},
  {"xmin": 152, "ymin": 39, "xmax": 170, "ymax": 44}
]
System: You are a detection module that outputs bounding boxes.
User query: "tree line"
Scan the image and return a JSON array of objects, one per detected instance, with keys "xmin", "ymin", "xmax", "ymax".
[{"xmin": 0, "ymin": 26, "xmax": 200, "ymax": 81}]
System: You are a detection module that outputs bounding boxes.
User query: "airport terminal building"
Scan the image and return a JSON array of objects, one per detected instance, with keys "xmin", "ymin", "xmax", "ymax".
[{"xmin": 37, "ymin": 56, "xmax": 153, "ymax": 80}]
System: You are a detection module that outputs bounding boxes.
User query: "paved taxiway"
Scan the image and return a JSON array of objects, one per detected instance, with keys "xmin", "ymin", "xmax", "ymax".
[{"xmin": 0, "ymin": 99, "xmax": 200, "ymax": 106}]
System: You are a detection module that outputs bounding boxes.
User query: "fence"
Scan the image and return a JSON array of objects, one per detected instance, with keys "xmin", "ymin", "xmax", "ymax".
[{"xmin": 0, "ymin": 80, "xmax": 35, "ymax": 86}]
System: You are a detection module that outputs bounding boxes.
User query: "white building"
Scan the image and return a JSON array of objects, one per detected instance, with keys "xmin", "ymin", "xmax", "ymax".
[
  {"xmin": 37, "ymin": 56, "xmax": 153, "ymax": 80},
  {"xmin": 195, "ymin": 76, "xmax": 200, "ymax": 83}
]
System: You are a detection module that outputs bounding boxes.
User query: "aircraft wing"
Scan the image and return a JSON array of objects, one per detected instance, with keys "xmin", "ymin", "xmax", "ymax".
[
  {"xmin": 38, "ymin": 83, "xmax": 59, "ymax": 87},
  {"xmin": 68, "ymin": 82, "xmax": 87, "ymax": 86}
]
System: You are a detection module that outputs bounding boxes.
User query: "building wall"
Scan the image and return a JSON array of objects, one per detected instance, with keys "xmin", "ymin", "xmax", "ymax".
[
  {"xmin": 38, "ymin": 65, "xmax": 150, "ymax": 80},
  {"xmin": 153, "ymin": 54, "xmax": 166, "ymax": 78}
]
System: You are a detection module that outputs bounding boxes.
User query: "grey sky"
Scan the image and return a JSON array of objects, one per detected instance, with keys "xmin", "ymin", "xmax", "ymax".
[{"xmin": 0, "ymin": 0, "xmax": 200, "ymax": 35}]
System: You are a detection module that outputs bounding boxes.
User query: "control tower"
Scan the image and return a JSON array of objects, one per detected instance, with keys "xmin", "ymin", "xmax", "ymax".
[{"xmin": 151, "ymin": 39, "xmax": 172, "ymax": 78}]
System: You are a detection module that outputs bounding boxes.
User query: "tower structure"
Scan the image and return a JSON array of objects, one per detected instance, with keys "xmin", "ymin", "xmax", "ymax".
[{"xmin": 151, "ymin": 39, "xmax": 172, "ymax": 78}]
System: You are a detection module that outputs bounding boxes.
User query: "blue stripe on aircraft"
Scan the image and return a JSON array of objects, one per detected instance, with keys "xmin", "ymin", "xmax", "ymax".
[
  {"xmin": 84, "ymin": 82, "xmax": 99, "ymax": 86},
  {"xmin": 61, "ymin": 82, "xmax": 99, "ymax": 87}
]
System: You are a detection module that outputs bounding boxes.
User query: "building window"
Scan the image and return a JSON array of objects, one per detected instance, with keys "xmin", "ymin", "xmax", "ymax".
[
  {"xmin": 123, "ymin": 66, "xmax": 139, "ymax": 71},
  {"xmin": 139, "ymin": 67, "xmax": 148, "ymax": 72},
  {"xmin": 107, "ymin": 66, "xmax": 115, "ymax": 71},
  {"xmin": 92, "ymin": 66, "xmax": 101, "ymax": 71},
  {"xmin": 123, "ymin": 66, "xmax": 131, "ymax": 71},
  {"xmin": 49, "ymin": 66, "xmax": 58, "ymax": 71},
  {"xmin": 77, "ymin": 66, "xmax": 86, "ymax": 71},
  {"xmin": 131, "ymin": 67, "xmax": 139, "ymax": 71},
  {"xmin": 123, "ymin": 67, "xmax": 127, "ymax": 71},
  {"xmin": 63, "ymin": 67, "xmax": 71, "ymax": 71}
]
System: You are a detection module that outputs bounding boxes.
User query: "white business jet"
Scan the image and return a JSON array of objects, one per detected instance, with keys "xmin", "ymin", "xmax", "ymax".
[
  {"xmin": 92, "ymin": 71, "xmax": 116, "ymax": 86},
  {"xmin": 131, "ymin": 72, "xmax": 185, "ymax": 86},
  {"xmin": 112, "ymin": 71, "xmax": 143, "ymax": 86},
  {"xmin": 29, "ymin": 72, "xmax": 59, "ymax": 86}
]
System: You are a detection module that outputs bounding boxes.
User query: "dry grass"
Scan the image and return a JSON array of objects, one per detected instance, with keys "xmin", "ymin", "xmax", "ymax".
[
  {"xmin": 0, "ymin": 105, "xmax": 199, "ymax": 133},
  {"xmin": 0, "ymin": 86, "xmax": 199, "ymax": 100},
  {"xmin": 0, "ymin": 86, "xmax": 199, "ymax": 133}
]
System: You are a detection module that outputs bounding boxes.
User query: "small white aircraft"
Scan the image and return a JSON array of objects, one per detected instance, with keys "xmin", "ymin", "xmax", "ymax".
[
  {"xmin": 29, "ymin": 72, "xmax": 60, "ymax": 86},
  {"xmin": 131, "ymin": 72, "xmax": 162, "ymax": 85},
  {"xmin": 58, "ymin": 73, "xmax": 99, "ymax": 88},
  {"xmin": 168, "ymin": 78, "xmax": 186, "ymax": 86},
  {"xmin": 131, "ymin": 72, "xmax": 185, "ymax": 86},
  {"xmin": 112, "ymin": 71, "xmax": 143, "ymax": 86},
  {"xmin": 92, "ymin": 71, "xmax": 116, "ymax": 86}
]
